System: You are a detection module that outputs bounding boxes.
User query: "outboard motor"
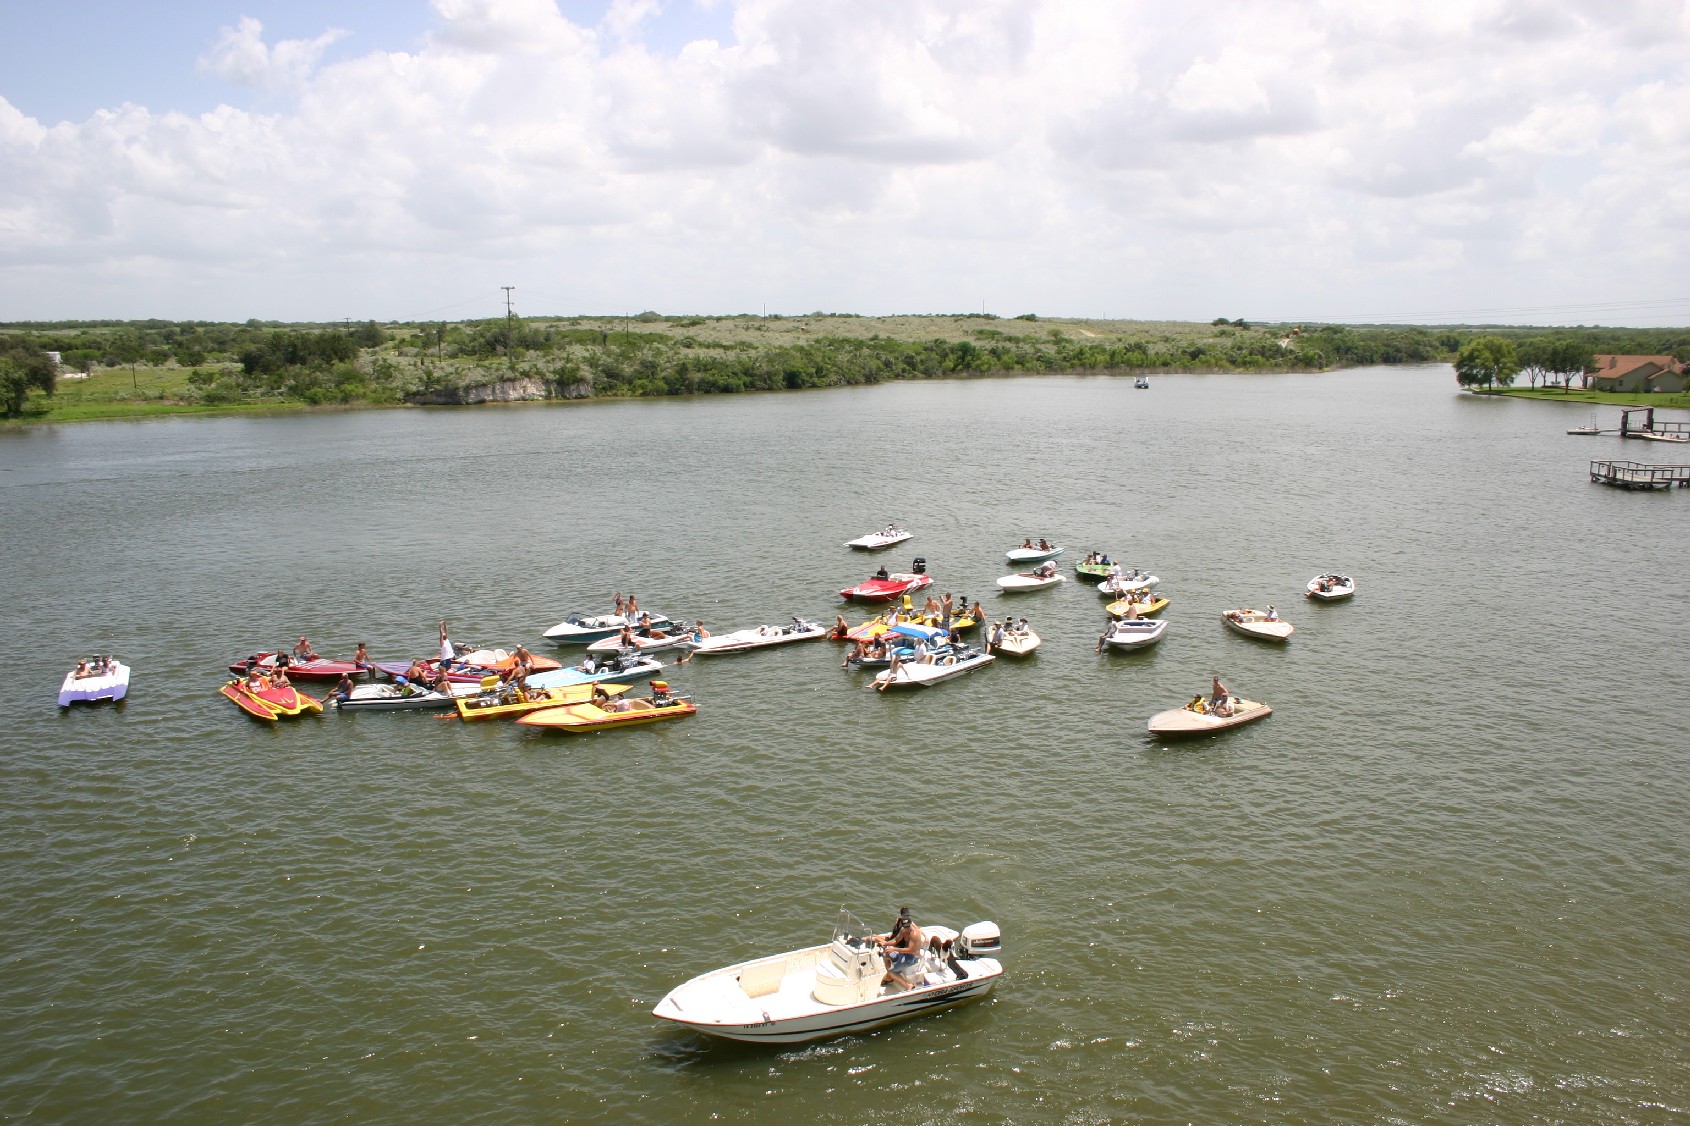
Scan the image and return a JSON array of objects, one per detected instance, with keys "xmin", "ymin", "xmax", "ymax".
[
  {"xmin": 912, "ymin": 557, "xmax": 928, "ymax": 575},
  {"xmin": 957, "ymin": 921, "xmax": 1001, "ymax": 958}
]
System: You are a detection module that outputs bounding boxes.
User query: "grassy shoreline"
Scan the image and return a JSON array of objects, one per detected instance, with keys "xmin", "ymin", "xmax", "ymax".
[{"xmin": 1474, "ymin": 387, "xmax": 1690, "ymax": 410}]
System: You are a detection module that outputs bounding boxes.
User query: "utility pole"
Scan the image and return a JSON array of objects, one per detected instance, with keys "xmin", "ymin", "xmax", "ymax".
[{"xmin": 502, "ymin": 286, "xmax": 516, "ymax": 360}]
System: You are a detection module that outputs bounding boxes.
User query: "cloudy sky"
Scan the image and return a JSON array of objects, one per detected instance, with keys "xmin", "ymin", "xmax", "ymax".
[{"xmin": 2, "ymin": 0, "xmax": 1688, "ymax": 325}]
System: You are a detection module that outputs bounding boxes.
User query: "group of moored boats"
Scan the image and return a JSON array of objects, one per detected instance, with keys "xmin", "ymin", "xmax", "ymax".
[{"xmin": 55, "ymin": 521, "xmax": 1360, "ymax": 1048}]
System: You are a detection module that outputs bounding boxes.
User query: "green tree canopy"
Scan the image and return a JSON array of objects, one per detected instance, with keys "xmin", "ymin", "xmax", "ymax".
[
  {"xmin": 1454, "ymin": 336, "xmax": 1519, "ymax": 390},
  {"xmin": 0, "ymin": 345, "xmax": 58, "ymax": 416}
]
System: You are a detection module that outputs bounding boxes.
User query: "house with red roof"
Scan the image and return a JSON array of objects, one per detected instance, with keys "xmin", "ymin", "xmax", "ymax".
[{"xmin": 1588, "ymin": 354, "xmax": 1686, "ymax": 393}]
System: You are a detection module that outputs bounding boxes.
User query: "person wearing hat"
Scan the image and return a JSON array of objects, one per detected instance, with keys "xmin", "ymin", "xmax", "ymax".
[{"xmin": 874, "ymin": 907, "xmax": 925, "ymax": 987}]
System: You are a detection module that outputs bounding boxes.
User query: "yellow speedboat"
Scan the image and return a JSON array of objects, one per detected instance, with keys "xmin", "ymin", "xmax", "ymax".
[
  {"xmin": 515, "ymin": 695, "xmax": 697, "ymax": 732},
  {"xmin": 1107, "ymin": 594, "xmax": 1169, "ymax": 617},
  {"xmin": 455, "ymin": 680, "xmax": 628, "ymax": 722}
]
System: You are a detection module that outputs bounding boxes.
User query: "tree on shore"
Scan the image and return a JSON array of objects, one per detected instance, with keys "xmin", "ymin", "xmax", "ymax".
[
  {"xmin": 1454, "ymin": 336, "xmax": 1519, "ymax": 390},
  {"xmin": 1518, "ymin": 337, "xmax": 1594, "ymax": 390},
  {"xmin": 0, "ymin": 346, "xmax": 58, "ymax": 416}
]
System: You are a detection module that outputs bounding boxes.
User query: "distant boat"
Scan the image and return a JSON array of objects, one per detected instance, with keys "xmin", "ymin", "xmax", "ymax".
[
  {"xmin": 1134, "ymin": 377, "xmax": 1150, "ymax": 389},
  {"xmin": 843, "ymin": 523, "xmax": 912, "ymax": 551},
  {"xmin": 1567, "ymin": 411, "xmax": 1600, "ymax": 436},
  {"xmin": 59, "ymin": 658, "xmax": 129, "ymax": 707}
]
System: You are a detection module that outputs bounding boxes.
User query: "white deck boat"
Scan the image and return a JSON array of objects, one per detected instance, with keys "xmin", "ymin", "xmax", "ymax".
[
  {"xmin": 1305, "ymin": 573, "xmax": 1356, "ymax": 601},
  {"xmin": 585, "ymin": 627, "xmax": 696, "ymax": 655},
  {"xmin": 873, "ymin": 647, "xmax": 995, "ymax": 689},
  {"xmin": 332, "ymin": 681, "xmax": 480, "ymax": 711},
  {"xmin": 526, "ymin": 652, "xmax": 665, "ymax": 689},
  {"xmin": 994, "ymin": 627, "xmax": 1040, "ymax": 656},
  {"xmin": 58, "ymin": 659, "xmax": 129, "ymax": 707},
  {"xmin": 1223, "ymin": 609, "xmax": 1294, "ymax": 641},
  {"xmin": 1098, "ymin": 570, "xmax": 1158, "ymax": 597},
  {"xmin": 687, "ymin": 618, "xmax": 829, "ymax": 655},
  {"xmin": 543, "ymin": 611, "xmax": 674, "ymax": 645},
  {"xmin": 652, "ymin": 909, "xmax": 1002, "ymax": 1044},
  {"xmin": 996, "ymin": 571, "xmax": 1065, "ymax": 592},
  {"xmin": 1098, "ymin": 618, "xmax": 1168, "ymax": 651},
  {"xmin": 844, "ymin": 524, "xmax": 913, "ymax": 551},
  {"xmin": 1005, "ymin": 543, "xmax": 1063, "ymax": 564}
]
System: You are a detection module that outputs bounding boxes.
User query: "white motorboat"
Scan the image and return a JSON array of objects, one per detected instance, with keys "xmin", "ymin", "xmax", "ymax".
[
  {"xmin": 1098, "ymin": 618, "xmax": 1168, "ymax": 651},
  {"xmin": 332, "ymin": 681, "xmax": 478, "ymax": 712},
  {"xmin": 526, "ymin": 652, "xmax": 665, "ymax": 689},
  {"xmin": 1223, "ymin": 609, "xmax": 1294, "ymax": 641},
  {"xmin": 1148, "ymin": 696, "xmax": 1272, "ymax": 736},
  {"xmin": 652, "ymin": 909, "xmax": 1003, "ymax": 1045},
  {"xmin": 996, "ymin": 571, "xmax": 1065, "ymax": 592},
  {"xmin": 1305, "ymin": 573, "xmax": 1356, "ymax": 601},
  {"xmin": 844, "ymin": 524, "xmax": 913, "ymax": 551},
  {"xmin": 1005, "ymin": 543, "xmax": 1063, "ymax": 564},
  {"xmin": 58, "ymin": 658, "xmax": 129, "ymax": 706},
  {"xmin": 1638, "ymin": 430, "xmax": 1690, "ymax": 443},
  {"xmin": 873, "ymin": 647, "xmax": 995, "ymax": 689},
  {"xmin": 1134, "ymin": 376, "xmax": 1150, "ymax": 389},
  {"xmin": 543, "ymin": 611, "xmax": 674, "ymax": 645},
  {"xmin": 1567, "ymin": 411, "xmax": 1601, "ymax": 436},
  {"xmin": 844, "ymin": 624, "xmax": 951, "ymax": 669},
  {"xmin": 585, "ymin": 626, "xmax": 696, "ymax": 655},
  {"xmin": 994, "ymin": 627, "xmax": 1040, "ymax": 656},
  {"xmin": 687, "ymin": 618, "xmax": 830, "ymax": 655},
  {"xmin": 1098, "ymin": 570, "xmax": 1158, "ymax": 597}
]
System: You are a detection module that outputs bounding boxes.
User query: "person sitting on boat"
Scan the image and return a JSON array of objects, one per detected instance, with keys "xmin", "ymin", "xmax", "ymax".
[
  {"xmin": 577, "ymin": 653, "xmax": 598, "ymax": 674},
  {"xmin": 615, "ymin": 625, "xmax": 636, "ymax": 650},
  {"xmin": 947, "ymin": 627, "xmax": 964, "ymax": 650},
  {"xmin": 874, "ymin": 565, "xmax": 890, "ymax": 581},
  {"xmin": 1037, "ymin": 538, "xmax": 1052, "ymax": 551},
  {"xmin": 830, "ymin": 614, "xmax": 850, "ymax": 640},
  {"xmin": 1034, "ymin": 561, "xmax": 1056, "ymax": 577},
  {"xmin": 247, "ymin": 667, "xmax": 269, "ymax": 692},
  {"xmin": 403, "ymin": 658, "xmax": 430, "ymax": 683},
  {"xmin": 329, "ymin": 674, "xmax": 355, "ymax": 704},
  {"xmin": 1018, "ymin": 617, "xmax": 1030, "ymax": 633},
  {"xmin": 591, "ymin": 683, "xmax": 613, "ymax": 707},
  {"xmin": 429, "ymin": 666, "xmax": 454, "ymax": 696},
  {"xmin": 293, "ymin": 636, "xmax": 318, "ymax": 662},
  {"xmin": 1021, "ymin": 538, "xmax": 1034, "ymax": 549},
  {"xmin": 352, "ymin": 642, "xmax": 372, "ymax": 674},
  {"xmin": 1265, "ymin": 606, "xmax": 1278, "ymax": 622},
  {"xmin": 989, "ymin": 619, "xmax": 1007, "ymax": 653},
  {"xmin": 505, "ymin": 645, "xmax": 535, "ymax": 682},
  {"xmin": 1186, "ymin": 694, "xmax": 1208, "ymax": 714},
  {"xmin": 874, "ymin": 908, "xmax": 926, "ymax": 987},
  {"xmin": 73, "ymin": 660, "xmax": 92, "ymax": 679},
  {"xmin": 1210, "ymin": 676, "xmax": 1233, "ymax": 717},
  {"xmin": 877, "ymin": 651, "xmax": 904, "ymax": 691}
]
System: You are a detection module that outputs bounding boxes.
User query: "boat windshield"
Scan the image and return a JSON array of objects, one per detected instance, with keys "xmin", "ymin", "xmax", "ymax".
[{"xmin": 832, "ymin": 908, "xmax": 875, "ymax": 947}]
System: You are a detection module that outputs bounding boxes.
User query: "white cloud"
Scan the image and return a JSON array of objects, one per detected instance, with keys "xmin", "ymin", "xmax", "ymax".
[
  {"xmin": 196, "ymin": 16, "xmax": 348, "ymax": 91},
  {"xmin": 2, "ymin": 0, "xmax": 1688, "ymax": 322}
]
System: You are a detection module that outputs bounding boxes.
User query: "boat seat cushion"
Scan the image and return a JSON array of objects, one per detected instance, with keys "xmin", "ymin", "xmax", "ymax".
[{"xmin": 739, "ymin": 958, "xmax": 786, "ymax": 999}]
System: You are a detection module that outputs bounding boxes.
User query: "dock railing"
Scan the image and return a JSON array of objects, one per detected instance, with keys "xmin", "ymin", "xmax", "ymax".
[{"xmin": 1590, "ymin": 460, "xmax": 1690, "ymax": 489}]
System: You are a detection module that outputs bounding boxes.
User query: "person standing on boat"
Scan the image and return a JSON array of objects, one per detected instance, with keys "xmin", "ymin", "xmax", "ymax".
[
  {"xmin": 940, "ymin": 592, "xmax": 954, "ymax": 629},
  {"xmin": 439, "ymin": 621, "xmax": 455, "ymax": 663},
  {"xmin": 989, "ymin": 618, "xmax": 1007, "ymax": 654},
  {"xmin": 1210, "ymin": 676, "xmax": 1231, "ymax": 715},
  {"xmin": 353, "ymin": 642, "xmax": 372, "ymax": 676},
  {"xmin": 612, "ymin": 592, "xmax": 625, "ymax": 616}
]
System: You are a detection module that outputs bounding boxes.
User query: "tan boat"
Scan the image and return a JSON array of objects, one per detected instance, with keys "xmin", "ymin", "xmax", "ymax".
[
  {"xmin": 515, "ymin": 695, "xmax": 697, "ymax": 731},
  {"xmin": 1222, "ymin": 609, "xmax": 1293, "ymax": 641},
  {"xmin": 994, "ymin": 628, "xmax": 1040, "ymax": 656},
  {"xmin": 454, "ymin": 680, "xmax": 629, "ymax": 722},
  {"xmin": 1148, "ymin": 697, "xmax": 1272, "ymax": 737}
]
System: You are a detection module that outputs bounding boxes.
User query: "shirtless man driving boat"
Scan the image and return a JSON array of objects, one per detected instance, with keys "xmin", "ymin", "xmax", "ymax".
[{"xmin": 874, "ymin": 908, "xmax": 925, "ymax": 986}]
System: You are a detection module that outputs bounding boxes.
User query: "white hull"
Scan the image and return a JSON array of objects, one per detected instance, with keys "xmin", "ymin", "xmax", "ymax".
[
  {"xmin": 1100, "ymin": 619, "xmax": 1168, "ymax": 650},
  {"xmin": 654, "ymin": 917, "xmax": 1002, "ymax": 1045},
  {"xmin": 1005, "ymin": 546, "xmax": 1062, "ymax": 564},
  {"xmin": 526, "ymin": 657, "xmax": 665, "ymax": 689},
  {"xmin": 994, "ymin": 630, "xmax": 1040, "ymax": 656},
  {"xmin": 586, "ymin": 631, "xmax": 695, "ymax": 655},
  {"xmin": 1223, "ymin": 611, "xmax": 1294, "ymax": 641},
  {"xmin": 58, "ymin": 662, "xmax": 130, "ymax": 706},
  {"xmin": 1306, "ymin": 575, "xmax": 1356, "ymax": 601},
  {"xmin": 334, "ymin": 682, "xmax": 474, "ymax": 711},
  {"xmin": 874, "ymin": 651, "xmax": 994, "ymax": 688},
  {"xmin": 1638, "ymin": 431, "xmax": 1690, "ymax": 443},
  {"xmin": 844, "ymin": 528, "xmax": 912, "ymax": 550},
  {"xmin": 688, "ymin": 622, "xmax": 828, "ymax": 654},
  {"xmin": 996, "ymin": 573, "xmax": 1065, "ymax": 591},
  {"xmin": 1098, "ymin": 573, "xmax": 1158, "ymax": 596},
  {"xmin": 543, "ymin": 612, "xmax": 672, "ymax": 644}
]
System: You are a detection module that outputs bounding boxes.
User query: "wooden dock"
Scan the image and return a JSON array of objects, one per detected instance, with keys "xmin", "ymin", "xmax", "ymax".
[
  {"xmin": 1590, "ymin": 460, "xmax": 1690, "ymax": 489},
  {"xmin": 1618, "ymin": 407, "xmax": 1690, "ymax": 441}
]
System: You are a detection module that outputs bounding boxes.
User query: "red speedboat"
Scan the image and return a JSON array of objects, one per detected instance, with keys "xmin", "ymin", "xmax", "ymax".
[
  {"xmin": 839, "ymin": 559, "xmax": 932, "ymax": 603},
  {"xmin": 228, "ymin": 652, "xmax": 362, "ymax": 682}
]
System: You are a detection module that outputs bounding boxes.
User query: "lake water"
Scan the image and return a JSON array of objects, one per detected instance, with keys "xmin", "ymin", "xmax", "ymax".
[{"xmin": 2, "ymin": 368, "xmax": 1686, "ymax": 1123}]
